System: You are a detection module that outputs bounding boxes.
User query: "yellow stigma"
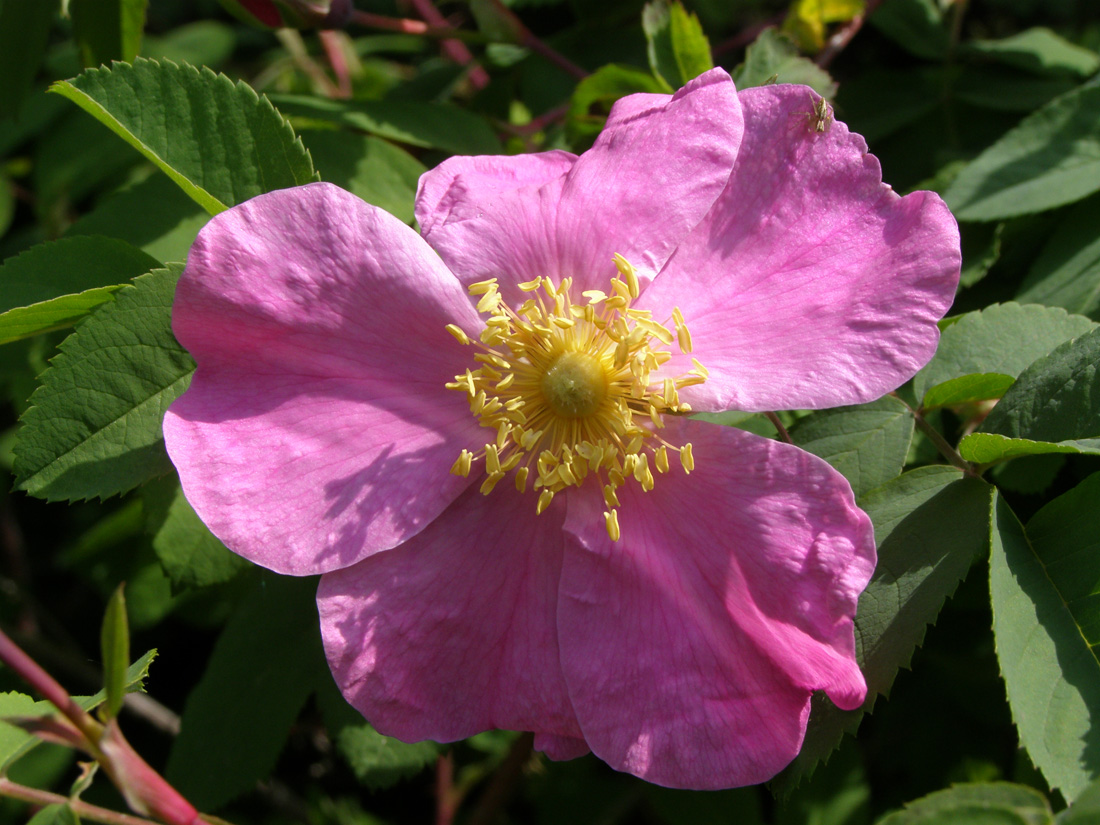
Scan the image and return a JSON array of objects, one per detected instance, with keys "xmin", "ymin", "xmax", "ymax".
[{"xmin": 444, "ymin": 255, "xmax": 708, "ymax": 541}]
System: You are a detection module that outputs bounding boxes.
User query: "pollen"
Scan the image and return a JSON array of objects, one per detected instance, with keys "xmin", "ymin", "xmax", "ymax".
[{"xmin": 445, "ymin": 257, "xmax": 706, "ymax": 541}]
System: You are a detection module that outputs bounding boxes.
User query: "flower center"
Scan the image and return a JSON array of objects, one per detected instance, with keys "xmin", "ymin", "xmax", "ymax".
[
  {"xmin": 541, "ymin": 351, "xmax": 607, "ymax": 418},
  {"xmin": 444, "ymin": 254, "xmax": 708, "ymax": 541}
]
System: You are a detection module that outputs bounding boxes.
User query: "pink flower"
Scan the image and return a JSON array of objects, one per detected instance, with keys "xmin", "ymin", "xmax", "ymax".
[{"xmin": 163, "ymin": 69, "xmax": 960, "ymax": 789}]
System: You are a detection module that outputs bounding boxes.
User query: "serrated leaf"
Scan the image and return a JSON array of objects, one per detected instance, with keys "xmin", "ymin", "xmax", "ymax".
[
  {"xmin": 921, "ymin": 373, "xmax": 1015, "ymax": 410},
  {"xmin": 0, "ymin": 0, "xmax": 59, "ymax": 119},
  {"xmin": 142, "ymin": 477, "xmax": 251, "ymax": 591},
  {"xmin": 12, "ymin": 265, "xmax": 194, "ymax": 502},
  {"xmin": 0, "ymin": 650, "xmax": 156, "ymax": 771},
  {"xmin": 268, "ymin": 94, "xmax": 502, "ymax": 156},
  {"xmin": 1059, "ymin": 779, "xmax": 1100, "ymax": 823},
  {"xmin": 50, "ymin": 58, "xmax": 317, "ymax": 216},
  {"xmin": 99, "ymin": 584, "xmax": 129, "ymax": 721},
  {"xmin": 960, "ymin": 433, "xmax": 1100, "ymax": 464},
  {"xmin": 166, "ymin": 575, "xmax": 323, "ymax": 810},
  {"xmin": 914, "ymin": 303, "xmax": 1096, "ymax": 402},
  {"xmin": 314, "ymin": 677, "xmax": 441, "ymax": 790},
  {"xmin": 0, "ymin": 236, "xmax": 160, "ymax": 345},
  {"xmin": 776, "ymin": 467, "xmax": 993, "ymax": 791},
  {"xmin": 337, "ymin": 725, "xmax": 441, "ymax": 791},
  {"xmin": 874, "ymin": 782, "xmax": 1053, "ymax": 825},
  {"xmin": 964, "ymin": 28, "xmax": 1100, "ymax": 79},
  {"xmin": 1018, "ymin": 196, "xmax": 1100, "ymax": 318},
  {"xmin": 642, "ymin": 0, "xmax": 713, "ymax": 91},
  {"xmin": 732, "ymin": 27, "xmax": 837, "ymax": 96},
  {"xmin": 944, "ymin": 82, "xmax": 1100, "ymax": 221},
  {"xmin": 981, "ymin": 326, "xmax": 1100, "ymax": 442},
  {"xmin": 789, "ymin": 395, "xmax": 914, "ymax": 498},
  {"xmin": 300, "ymin": 131, "xmax": 425, "ymax": 225},
  {"xmin": 991, "ymin": 488, "xmax": 1100, "ymax": 802},
  {"xmin": 70, "ymin": 0, "xmax": 148, "ymax": 66}
]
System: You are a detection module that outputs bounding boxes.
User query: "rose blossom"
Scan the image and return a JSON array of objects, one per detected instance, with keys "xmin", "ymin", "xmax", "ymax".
[{"xmin": 163, "ymin": 68, "xmax": 960, "ymax": 789}]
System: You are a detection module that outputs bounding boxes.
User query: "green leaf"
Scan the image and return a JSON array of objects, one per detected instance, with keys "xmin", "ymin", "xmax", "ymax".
[
  {"xmin": 991, "ymin": 487, "xmax": 1100, "ymax": 802},
  {"xmin": 142, "ymin": 477, "xmax": 251, "ymax": 591},
  {"xmin": 789, "ymin": 395, "xmax": 914, "ymax": 498},
  {"xmin": 26, "ymin": 804, "xmax": 80, "ymax": 825},
  {"xmin": 12, "ymin": 265, "xmax": 195, "ymax": 502},
  {"xmin": 337, "ymin": 725, "xmax": 441, "ymax": 791},
  {"xmin": 1017, "ymin": 196, "xmax": 1100, "ymax": 318},
  {"xmin": 981, "ymin": 326, "xmax": 1100, "ymax": 442},
  {"xmin": 300, "ymin": 131, "xmax": 425, "ymax": 225},
  {"xmin": 567, "ymin": 64, "xmax": 669, "ymax": 146},
  {"xmin": 964, "ymin": 28, "xmax": 1100, "ymax": 79},
  {"xmin": 1059, "ymin": 779, "xmax": 1100, "ymax": 823},
  {"xmin": 776, "ymin": 467, "xmax": 994, "ymax": 790},
  {"xmin": 0, "ymin": 0, "xmax": 59, "ymax": 119},
  {"xmin": 99, "ymin": 584, "xmax": 129, "ymax": 722},
  {"xmin": 913, "ymin": 303, "xmax": 1096, "ymax": 402},
  {"xmin": 874, "ymin": 782, "xmax": 1053, "ymax": 825},
  {"xmin": 70, "ymin": 0, "xmax": 148, "ymax": 66},
  {"xmin": 142, "ymin": 21, "xmax": 237, "ymax": 69},
  {"xmin": 0, "ymin": 236, "xmax": 160, "ymax": 345},
  {"xmin": 642, "ymin": 0, "xmax": 713, "ymax": 91},
  {"xmin": 731, "ymin": 27, "xmax": 838, "ymax": 96},
  {"xmin": 866, "ymin": 0, "xmax": 947, "ymax": 61},
  {"xmin": 0, "ymin": 651, "xmax": 156, "ymax": 771},
  {"xmin": 921, "ymin": 373, "xmax": 1016, "ymax": 410},
  {"xmin": 166, "ymin": 575, "xmax": 324, "ymax": 810},
  {"xmin": 314, "ymin": 678, "xmax": 439, "ymax": 790},
  {"xmin": 66, "ymin": 172, "xmax": 210, "ymax": 264},
  {"xmin": 944, "ymin": 82, "xmax": 1100, "ymax": 221},
  {"xmin": 268, "ymin": 94, "xmax": 502, "ymax": 156},
  {"xmin": 960, "ymin": 433, "xmax": 1100, "ymax": 464},
  {"xmin": 50, "ymin": 58, "xmax": 318, "ymax": 216}
]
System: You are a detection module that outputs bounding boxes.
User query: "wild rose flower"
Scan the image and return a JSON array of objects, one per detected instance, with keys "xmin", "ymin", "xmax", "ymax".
[{"xmin": 163, "ymin": 68, "xmax": 960, "ymax": 789}]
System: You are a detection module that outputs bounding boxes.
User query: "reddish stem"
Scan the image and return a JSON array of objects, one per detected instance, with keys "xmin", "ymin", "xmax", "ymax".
[
  {"xmin": 318, "ymin": 30, "xmax": 352, "ymax": 97},
  {"xmin": 482, "ymin": 0, "xmax": 587, "ymax": 79},
  {"xmin": 406, "ymin": 0, "xmax": 491, "ymax": 90},
  {"xmin": 0, "ymin": 778, "xmax": 156, "ymax": 825}
]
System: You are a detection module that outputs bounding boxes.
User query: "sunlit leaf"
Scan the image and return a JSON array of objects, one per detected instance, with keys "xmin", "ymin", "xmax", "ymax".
[
  {"xmin": 13, "ymin": 265, "xmax": 194, "ymax": 502},
  {"xmin": 50, "ymin": 58, "xmax": 317, "ymax": 215},
  {"xmin": 991, "ymin": 486, "xmax": 1100, "ymax": 802}
]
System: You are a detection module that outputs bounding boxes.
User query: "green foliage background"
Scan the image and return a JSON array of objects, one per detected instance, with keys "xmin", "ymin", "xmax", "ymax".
[{"xmin": 1, "ymin": 0, "xmax": 1099, "ymax": 823}]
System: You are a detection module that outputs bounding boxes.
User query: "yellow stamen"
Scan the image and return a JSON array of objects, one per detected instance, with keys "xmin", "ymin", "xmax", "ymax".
[
  {"xmin": 604, "ymin": 509, "xmax": 621, "ymax": 542},
  {"xmin": 444, "ymin": 255, "xmax": 708, "ymax": 539}
]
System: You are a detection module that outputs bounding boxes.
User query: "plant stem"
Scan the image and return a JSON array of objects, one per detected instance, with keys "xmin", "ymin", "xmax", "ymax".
[
  {"xmin": 405, "ymin": 0, "xmax": 491, "ymax": 90},
  {"xmin": 466, "ymin": 733, "xmax": 534, "ymax": 825},
  {"xmin": 891, "ymin": 394, "xmax": 976, "ymax": 475},
  {"xmin": 765, "ymin": 411, "xmax": 793, "ymax": 444},
  {"xmin": 0, "ymin": 778, "xmax": 155, "ymax": 825}
]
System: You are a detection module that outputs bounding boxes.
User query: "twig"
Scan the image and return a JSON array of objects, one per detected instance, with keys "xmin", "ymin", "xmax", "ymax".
[
  {"xmin": 318, "ymin": 30, "xmax": 352, "ymax": 98},
  {"xmin": 434, "ymin": 752, "xmax": 457, "ymax": 825},
  {"xmin": 0, "ymin": 778, "xmax": 156, "ymax": 825},
  {"xmin": 466, "ymin": 732, "xmax": 534, "ymax": 825},
  {"xmin": 816, "ymin": 0, "xmax": 885, "ymax": 68},
  {"xmin": 481, "ymin": 0, "xmax": 587, "ymax": 80},
  {"xmin": 712, "ymin": 14, "xmax": 785, "ymax": 58},
  {"xmin": 406, "ymin": 0, "xmax": 491, "ymax": 90},
  {"xmin": 892, "ymin": 393, "xmax": 977, "ymax": 476},
  {"xmin": 765, "ymin": 411, "xmax": 793, "ymax": 444},
  {"xmin": 275, "ymin": 29, "xmax": 341, "ymax": 98}
]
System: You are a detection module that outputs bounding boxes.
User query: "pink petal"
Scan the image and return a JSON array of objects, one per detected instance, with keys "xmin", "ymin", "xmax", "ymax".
[
  {"xmin": 639, "ymin": 84, "xmax": 960, "ymax": 412},
  {"xmin": 317, "ymin": 484, "xmax": 582, "ymax": 745},
  {"xmin": 416, "ymin": 69, "xmax": 743, "ymax": 304},
  {"xmin": 558, "ymin": 418, "xmax": 874, "ymax": 789},
  {"xmin": 165, "ymin": 183, "xmax": 484, "ymax": 574}
]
